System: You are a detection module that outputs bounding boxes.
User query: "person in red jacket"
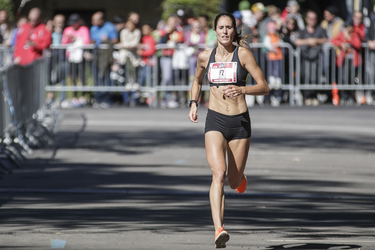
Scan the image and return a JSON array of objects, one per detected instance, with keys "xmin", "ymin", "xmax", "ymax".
[
  {"xmin": 331, "ymin": 22, "xmax": 362, "ymax": 68},
  {"xmin": 137, "ymin": 23, "xmax": 156, "ymax": 86},
  {"xmin": 331, "ymin": 22, "xmax": 362, "ymax": 105},
  {"xmin": 14, "ymin": 8, "xmax": 52, "ymax": 65},
  {"xmin": 352, "ymin": 11, "xmax": 365, "ymax": 41}
]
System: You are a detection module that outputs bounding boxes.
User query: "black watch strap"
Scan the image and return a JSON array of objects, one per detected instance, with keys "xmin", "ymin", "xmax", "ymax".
[{"xmin": 189, "ymin": 100, "xmax": 198, "ymax": 107}]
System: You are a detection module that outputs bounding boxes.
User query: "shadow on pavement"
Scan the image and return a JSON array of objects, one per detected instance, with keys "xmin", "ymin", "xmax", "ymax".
[
  {"xmin": 1, "ymin": 110, "xmax": 375, "ymax": 237},
  {"xmin": 264, "ymin": 243, "xmax": 362, "ymax": 250},
  {"xmin": 1, "ymin": 157, "xmax": 375, "ymax": 234}
]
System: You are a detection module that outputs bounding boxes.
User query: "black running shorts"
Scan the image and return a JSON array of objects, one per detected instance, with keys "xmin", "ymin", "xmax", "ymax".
[{"xmin": 205, "ymin": 109, "xmax": 251, "ymax": 141}]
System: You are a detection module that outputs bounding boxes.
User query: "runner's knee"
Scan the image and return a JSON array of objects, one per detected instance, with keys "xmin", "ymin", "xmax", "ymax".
[{"xmin": 212, "ymin": 170, "xmax": 226, "ymax": 185}]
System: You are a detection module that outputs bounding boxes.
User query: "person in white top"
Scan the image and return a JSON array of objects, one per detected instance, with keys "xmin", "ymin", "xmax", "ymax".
[{"xmin": 118, "ymin": 13, "xmax": 141, "ymax": 106}]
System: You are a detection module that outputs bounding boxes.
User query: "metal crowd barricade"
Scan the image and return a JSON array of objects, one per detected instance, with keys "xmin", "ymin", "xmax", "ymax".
[
  {"xmin": 153, "ymin": 43, "xmax": 296, "ymax": 106},
  {"xmin": 0, "ymin": 54, "xmax": 61, "ymax": 175},
  {"xmin": 45, "ymin": 42, "xmax": 375, "ymax": 107},
  {"xmin": 46, "ymin": 43, "xmax": 295, "ymax": 107},
  {"xmin": 152, "ymin": 43, "xmax": 211, "ymax": 107},
  {"xmin": 0, "ymin": 46, "xmax": 22, "ymax": 174},
  {"xmin": 45, "ymin": 44, "xmax": 143, "ymax": 92},
  {"xmin": 46, "ymin": 43, "xmax": 208, "ymax": 107},
  {"xmin": 247, "ymin": 43, "xmax": 295, "ymax": 106},
  {"xmin": 360, "ymin": 44, "xmax": 375, "ymax": 91},
  {"xmin": 295, "ymin": 43, "xmax": 375, "ymax": 99}
]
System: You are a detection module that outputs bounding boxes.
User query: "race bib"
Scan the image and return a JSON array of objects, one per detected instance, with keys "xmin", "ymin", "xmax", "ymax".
[{"xmin": 208, "ymin": 62, "xmax": 237, "ymax": 83}]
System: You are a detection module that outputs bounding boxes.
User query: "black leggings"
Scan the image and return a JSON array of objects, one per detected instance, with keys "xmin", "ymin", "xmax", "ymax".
[{"xmin": 205, "ymin": 109, "xmax": 251, "ymax": 141}]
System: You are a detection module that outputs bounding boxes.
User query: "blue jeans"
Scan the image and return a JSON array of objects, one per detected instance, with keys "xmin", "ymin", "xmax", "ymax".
[
  {"xmin": 268, "ymin": 59, "xmax": 281, "ymax": 78},
  {"xmin": 93, "ymin": 63, "xmax": 113, "ymax": 104}
]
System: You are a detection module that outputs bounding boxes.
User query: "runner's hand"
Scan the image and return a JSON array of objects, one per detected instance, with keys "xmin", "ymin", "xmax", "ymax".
[
  {"xmin": 223, "ymin": 85, "xmax": 242, "ymax": 98},
  {"xmin": 188, "ymin": 107, "xmax": 198, "ymax": 123}
]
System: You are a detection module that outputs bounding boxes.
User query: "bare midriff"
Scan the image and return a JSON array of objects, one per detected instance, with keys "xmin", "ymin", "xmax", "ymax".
[{"xmin": 208, "ymin": 86, "xmax": 248, "ymax": 115}]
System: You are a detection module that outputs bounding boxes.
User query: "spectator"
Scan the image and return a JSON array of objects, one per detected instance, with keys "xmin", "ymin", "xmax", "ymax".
[
  {"xmin": 238, "ymin": 0, "xmax": 256, "ymax": 28},
  {"xmin": 110, "ymin": 14, "xmax": 126, "ymax": 91},
  {"xmin": 176, "ymin": 9, "xmax": 188, "ymax": 32},
  {"xmin": 136, "ymin": 23, "xmax": 156, "ymax": 105},
  {"xmin": 118, "ymin": 13, "xmax": 141, "ymax": 107},
  {"xmin": 332, "ymin": 21, "xmax": 361, "ymax": 59},
  {"xmin": 45, "ymin": 19, "xmax": 53, "ymax": 33},
  {"xmin": 14, "ymin": 8, "xmax": 52, "ymax": 66},
  {"xmin": 128, "ymin": 12, "xmax": 140, "ymax": 28},
  {"xmin": 264, "ymin": 21, "xmax": 283, "ymax": 107},
  {"xmin": 285, "ymin": 0, "xmax": 304, "ymax": 30},
  {"xmin": 331, "ymin": 22, "xmax": 362, "ymax": 105},
  {"xmin": 152, "ymin": 19, "xmax": 165, "ymax": 45},
  {"xmin": 267, "ymin": 5, "xmax": 284, "ymax": 31},
  {"xmin": 52, "ymin": 14, "xmax": 65, "ymax": 45},
  {"xmin": 233, "ymin": 10, "xmax": 253, "ymax": 45},
  {"xmin": 352, "ymin": 11, "xmax": 365, "ymax": 40},
  {"xmin": 233, "ymin": 11, "xmax": 243, "ymax": 30},
  {"xmin": 351, "ymin": 11, "xmax": 366, "ymax": 105},
  {"xmin": 184, "ymin": 8, "xmax": 196, "ymax": 30},
  {"xmin": 332, "ymin": 0, "xmax": 372, "ymax": 23},
  {"xmin": 62, "ymin": 14, "xmax": 90, "ymax": 45},
  {"xmin": 197, "ymin": 14, "xmax": 217, "ymax": 47},
  {"xmin": 280, "ymin": 17, "xmax": 301, "ymax": 105},
  {"xmin": 46, "ymin": 15, "xmax": 65, "ymax": 108},
  {"xmin": 90, "ymin": 11, "xmax": 118, "ymax": 46},
  {"xmin": 245, "ymin": 2, "xmax": 267, "ymax": 107},
  {"xmin": 113, "ymin": 14, "xmax": 126, "ymax": 33},
  {"xmin": 321, "ymin": 5, "xmax": 344, "ymax": 40},
  {"xmin": 11, "ymin": 16, "xmax": 27, "ymax": 48},
  {"xmin": 159, "ymin": 15, "xmax": 184, "ymax": 108},
  {"xmin": 90, "ymin": 11, "xmax": 118, "ymax": 108},
  {"xmin": 176, "ymin": 9, "xmax": 193, "ymax": 33},
  {"xmin": 184, "ymin": 20, "xmax": 205, "ymax": 85},
  {"xmin": 280, "ymin": 17, "xmax": 301, "ymax": 49},
  {"xmin": 0, "ymin": 9, "xmax": 13, "ymax": 46},
  {"xmin": 61, "ymin": 13, "xmax": 90, "ymax": 107},
  {"xmin": 251, "ymin": 2, "xmax": 268, "ymax": 43},
  {"xmin": 295, "ymin": 10, "xmax": 327, "ymax": 106}
]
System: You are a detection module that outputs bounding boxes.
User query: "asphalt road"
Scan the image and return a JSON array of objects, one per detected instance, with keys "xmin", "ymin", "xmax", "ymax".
[{"xmin": 0, "ymin": 105, "xmax": 374, "ymax": 250}]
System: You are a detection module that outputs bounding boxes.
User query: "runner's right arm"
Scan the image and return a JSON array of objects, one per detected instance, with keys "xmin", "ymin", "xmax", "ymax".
[{"xmin": 188, "ymin": 50, "xmax": 210, "ymax": 123}]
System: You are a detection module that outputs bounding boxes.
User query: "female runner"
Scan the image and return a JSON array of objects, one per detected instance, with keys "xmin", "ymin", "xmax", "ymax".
[{"xmin": 188, "ymin": 13, "xmax": 269, "ymax": 248}]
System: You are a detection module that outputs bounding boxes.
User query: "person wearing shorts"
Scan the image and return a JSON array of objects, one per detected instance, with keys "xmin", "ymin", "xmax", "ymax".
[{"xmin": 188, "ymin": 12, "xmax": 269, "ymax": 248}]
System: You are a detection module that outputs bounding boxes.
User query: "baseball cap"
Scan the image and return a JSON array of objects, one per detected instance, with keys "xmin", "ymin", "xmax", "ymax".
[
  {"xmin": 239, "ymin": 0, "xmax": 251, "ymax": 11},
  {"xmin": 233, "ymin": 10, "xmax": 242, "ymax": 20},
  {"xmin": 68, "ymin": 13, "xmax": 80, "ymax": 26},
  {"xmin": 251, "ymin": 2, "xmax": 266, "ymax": 13}
]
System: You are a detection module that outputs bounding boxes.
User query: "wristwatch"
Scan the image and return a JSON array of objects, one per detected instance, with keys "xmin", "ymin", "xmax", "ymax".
[{"xmin": 189, "ymin": 100, "xmax": 198, "ymax": 107}]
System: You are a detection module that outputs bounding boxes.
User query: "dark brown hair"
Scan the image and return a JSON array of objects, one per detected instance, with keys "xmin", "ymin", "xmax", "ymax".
[{"xmin": 213, "ymin": 12, "xmax": 250, "ymax": 47}]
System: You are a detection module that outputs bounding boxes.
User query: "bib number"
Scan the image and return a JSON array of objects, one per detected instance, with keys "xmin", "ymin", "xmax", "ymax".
[{"xmin": 208, "ymin": 62, "xmax": 237, "ymax": 84}]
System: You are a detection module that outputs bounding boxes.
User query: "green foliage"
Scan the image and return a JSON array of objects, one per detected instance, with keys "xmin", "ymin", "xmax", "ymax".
[
  {"xmin": 161, "ymin": 0, "xmax": 221, "ymax": 21},
  {"xmin": 0, "ymin": 0, "xmax": 14, "ymax": 21}
]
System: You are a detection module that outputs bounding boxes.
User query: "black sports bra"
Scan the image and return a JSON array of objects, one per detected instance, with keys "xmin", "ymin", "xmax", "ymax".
[{"xmin": 206, "ymin": 46, "xmax": 248, "ymax": 88}]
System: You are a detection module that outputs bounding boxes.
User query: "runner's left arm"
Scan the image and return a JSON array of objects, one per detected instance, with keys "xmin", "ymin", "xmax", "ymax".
[{"xmin": 238, "ymin": 47, "xmax": 269, "ymax": 96}]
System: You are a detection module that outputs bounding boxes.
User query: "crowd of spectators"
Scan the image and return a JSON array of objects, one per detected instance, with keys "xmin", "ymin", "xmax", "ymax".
[
  {"xmin": 233, "ymin": 0, "xmax": 375, "ymax": 106},
  {"xmin": 2, "ymin": 1, "xmax": 375, "ymax": 108}
]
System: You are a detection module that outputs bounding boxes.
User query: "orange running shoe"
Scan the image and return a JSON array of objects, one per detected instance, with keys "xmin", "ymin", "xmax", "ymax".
[
  {"xmin": 236, "ymin": 174, "xmax": 247, "ymax": 193},
  {"xmin": 214, "ymin": 225, "xmax": 230, "ymax": 248}
]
